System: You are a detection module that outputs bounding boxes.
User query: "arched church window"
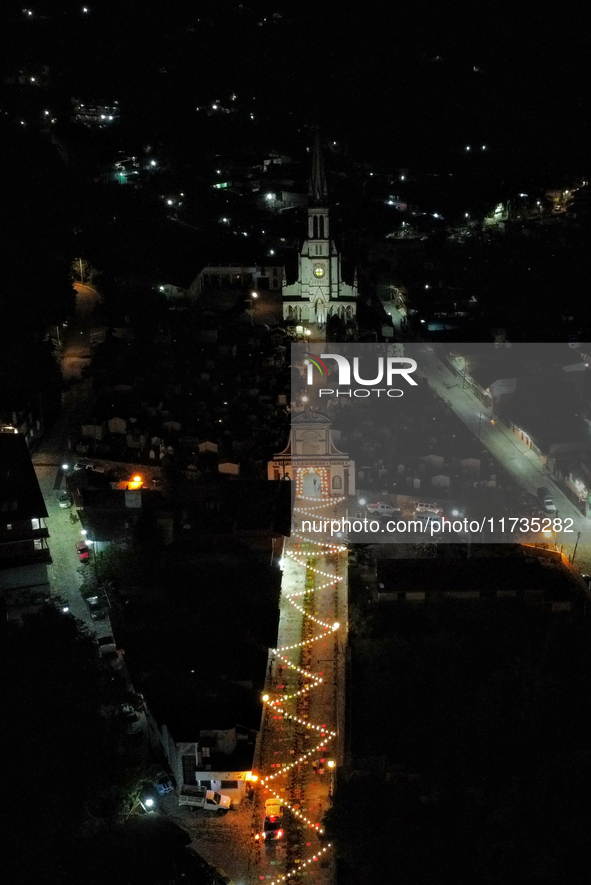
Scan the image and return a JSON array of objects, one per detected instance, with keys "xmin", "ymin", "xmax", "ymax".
[
  {"xmin": 313, "ymin": 216, "xmax": 318, "ymax": 238},
  {"xmin": 332, "ymin": 475, "xmax": 342, "ymax": 490},
  {"xmin": 319, "ymin": 216, "xmax": 325, "ymax": 238}
]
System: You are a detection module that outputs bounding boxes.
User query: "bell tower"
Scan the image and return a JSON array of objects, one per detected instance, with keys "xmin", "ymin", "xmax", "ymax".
[
  {"xmin": 307, "ymin": 135, "xmax": 329, "ymax": 250},
  {"xmin": 282, "ymin": 134, "xmax": 358, "ymax": 331}
]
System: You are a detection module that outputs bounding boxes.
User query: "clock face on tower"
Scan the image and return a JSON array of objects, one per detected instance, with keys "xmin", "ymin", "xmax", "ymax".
[{"xmin": 313, "ymin": 265, "xmax": 325, "ymax": 279}]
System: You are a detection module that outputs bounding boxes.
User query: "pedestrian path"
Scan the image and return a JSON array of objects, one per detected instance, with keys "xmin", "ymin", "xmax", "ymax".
[{"xmin": 250, "ymin": 494, "xmax": 348, "ymax": 885}]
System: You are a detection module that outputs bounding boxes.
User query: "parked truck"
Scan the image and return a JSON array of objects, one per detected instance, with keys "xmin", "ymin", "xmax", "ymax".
[{"xmin": 179, "ymin": 786, "xmax": 232, "ymax": 813}]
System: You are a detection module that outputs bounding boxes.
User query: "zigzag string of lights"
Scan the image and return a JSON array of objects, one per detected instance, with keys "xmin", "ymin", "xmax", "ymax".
[{"xmin": 260, "ymin": 486, "xmax": 345, "ymax": 885}]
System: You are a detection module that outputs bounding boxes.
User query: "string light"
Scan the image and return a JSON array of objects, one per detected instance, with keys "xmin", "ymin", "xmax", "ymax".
[{"xmin": 259, "ymin": 489, "xmax": 343, "ymax": 880}]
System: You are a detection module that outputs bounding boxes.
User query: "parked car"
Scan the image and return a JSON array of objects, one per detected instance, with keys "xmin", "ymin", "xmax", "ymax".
[
  {"xmin": 366, "ymin": 502, "xmax": 400, "ymax": 516},
  {"xmin": 76, "ymin": 541, "xmax": 90, "ymax": 562},
  {"xmin": 413, "ymin": 514, "xmax": 447, "ymax": 533},
  {"xmin": 148, "ymin": 768, "xmax": 177, "ymax": 795},
  {"xmin": 99, "ymin": 642, "xmax": 123, "ymax": 671},
  {"xmin": 119, "ymin": 704, "xmax": 142, "ymax": 734},
  {"xmin": 57, "ymin": 491, "xmax": 72, "ymax": 509},
  {"xmin": 179, "ymin": 787, "xmax": 232, "ymax": 813},
  {"xmin": 414, "ymin": 501, "xmax": 443, "ymax": 515},
  {"xmin": 74, "ymin": 459, "xmax": 95, "ymax": 471},
  {"xmin": 86, "ymin": 595, "xmax": 108, "ymax": 620},
  {"xmin": 537, "ymin": 487, "xmax": 557, "ymax": 513},
  {"xmin": 262, "ymin": 798, "xmax": 284, "ymax": 842}
]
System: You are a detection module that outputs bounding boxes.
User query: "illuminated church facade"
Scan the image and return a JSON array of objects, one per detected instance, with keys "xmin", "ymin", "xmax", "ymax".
[
  {"xmin": 282, "ymin": 139, "xmax": 358, "ymax": 327},
  {"xmin": 267, "ymin": 411, "xmax": 355, "ymax": 498}
]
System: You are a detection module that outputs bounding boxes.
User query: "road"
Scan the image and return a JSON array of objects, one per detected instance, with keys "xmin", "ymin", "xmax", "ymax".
[
  {"xmin": 415, "ymin": 343, "xmax": 591, "ymax": 562},
  {"xmin": 61, "ymin": 282, "xmax": 104, "ymax": 380},
  {"xmin": 33, "ymin": 460, "xmax": 112, "ymax": 635}
]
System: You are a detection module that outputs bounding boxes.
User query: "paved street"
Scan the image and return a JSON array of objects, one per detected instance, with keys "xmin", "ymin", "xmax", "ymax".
[
  {"xmin": 60, "ymin": 282, "xmax": 103, "ymax": 380},
  {"xmin": 415, "ymin": 343, "xmax": 591, "ymax": 564}
]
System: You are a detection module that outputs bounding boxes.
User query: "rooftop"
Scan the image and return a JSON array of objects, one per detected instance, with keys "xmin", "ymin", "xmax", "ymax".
[
  {"xmin": 0, "ymin": 433, "xmax": 47, "ymax": 524},
  {"xmin": 376, "ymin": 553, "xmax": 579, "ymax": 603}
]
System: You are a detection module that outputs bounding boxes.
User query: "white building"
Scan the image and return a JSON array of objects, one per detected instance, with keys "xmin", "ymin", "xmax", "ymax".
[{"xmin": 282, "ymin": 137, "xmax": 358, "ymax": 328}]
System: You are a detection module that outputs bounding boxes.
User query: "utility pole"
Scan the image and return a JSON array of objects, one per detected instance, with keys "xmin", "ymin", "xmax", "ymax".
[{"xmin": 571, "ymin": 531, "xmax": 581, "ymax": 565}]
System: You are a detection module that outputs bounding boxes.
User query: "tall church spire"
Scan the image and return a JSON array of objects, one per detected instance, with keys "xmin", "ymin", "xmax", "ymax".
[{"xmin": 308, "ymin": 133, "xmax": 327, "ymax": 205}]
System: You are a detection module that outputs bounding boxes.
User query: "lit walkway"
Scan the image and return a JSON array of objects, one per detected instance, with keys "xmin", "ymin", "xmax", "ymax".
[{"xmin": 250, "ymin": 495, "xmax": 348, "ymax": 885}]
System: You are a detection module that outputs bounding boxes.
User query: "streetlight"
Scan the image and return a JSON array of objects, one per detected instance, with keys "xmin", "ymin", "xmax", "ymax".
[{"xmin": 62, "ymin": 462, "xmax": 70, "ymax": 472}]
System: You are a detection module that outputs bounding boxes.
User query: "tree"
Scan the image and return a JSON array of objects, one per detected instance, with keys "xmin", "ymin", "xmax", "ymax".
[
  {"xmin": 71, "ymin": 257, "xmax": 94, "ymax": 283},
  {"xmin": 5, "ymin": 605, "xmax": 136, "ymax": 884}
]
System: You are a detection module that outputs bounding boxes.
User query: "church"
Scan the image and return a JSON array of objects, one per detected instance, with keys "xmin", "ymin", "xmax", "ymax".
[
  {"xmin": 267, "ymin": 410, "xmax": 356, "ymax": 498},
  {"xmin": 282, "ymin": 138, "xmax": 358, "ymax": 329}
]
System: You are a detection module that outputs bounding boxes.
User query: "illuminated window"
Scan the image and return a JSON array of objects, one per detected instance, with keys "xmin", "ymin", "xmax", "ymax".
[
  {"xmin": 31, "ymin": 518, "xmax": 40, "ymax": 530},
  {"xmin": 34, "ymin": 539, "xmax": 43, "ymax": 550},
  {"xmin": 332, "ymin": 475, "xmax": 342, "ymax": 490}
]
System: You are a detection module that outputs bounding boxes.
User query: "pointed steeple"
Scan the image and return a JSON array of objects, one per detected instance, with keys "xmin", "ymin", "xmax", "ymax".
[{"xmin": 308, "ymin": 133, "xmax": 327, "ymax": 205}]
